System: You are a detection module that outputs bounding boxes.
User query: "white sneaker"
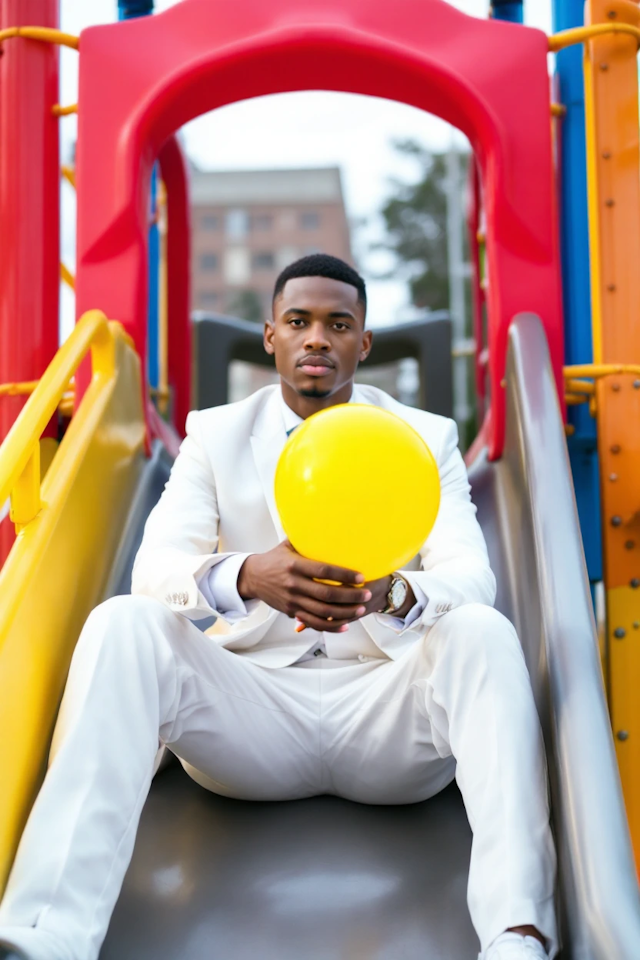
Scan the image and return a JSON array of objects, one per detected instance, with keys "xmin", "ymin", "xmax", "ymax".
[{"xmin": 481, "ymin": 931, "xmax": 549, "ymax": 959}]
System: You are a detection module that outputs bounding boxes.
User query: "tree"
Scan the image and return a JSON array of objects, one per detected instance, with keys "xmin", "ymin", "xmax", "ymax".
[
  {"xmin": 377, "ymin": 140, "xmax": 468, "ymax": 312},
  {"xmin": 226, "ymin": 288, "xmax": 264, "ymax": 323}
]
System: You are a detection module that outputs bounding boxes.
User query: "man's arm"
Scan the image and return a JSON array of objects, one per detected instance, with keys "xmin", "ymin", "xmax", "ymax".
[
  {"xmin": 132, "ymin": 411, "xmax": 243, "ymax": 620},
  {"xmin": 357, "ymin": 418, "xmax": 495, "ymax": 647}
]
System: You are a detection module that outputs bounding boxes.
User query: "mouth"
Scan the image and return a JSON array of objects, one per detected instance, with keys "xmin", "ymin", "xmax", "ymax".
[{"xmin": 297, "ymin": 356, "xmax": 336, "ymax": 377}]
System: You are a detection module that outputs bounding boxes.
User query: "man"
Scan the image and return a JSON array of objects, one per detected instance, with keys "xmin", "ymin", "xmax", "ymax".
[{"xmin": 0, "ymin": 254, "xmax": 556, "ymax": 960}]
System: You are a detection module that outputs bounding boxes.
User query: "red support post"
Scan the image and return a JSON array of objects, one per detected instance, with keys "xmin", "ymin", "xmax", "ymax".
[{"xmin": 0, "ymin": 0, "xmax": 60, "ymax": 564}]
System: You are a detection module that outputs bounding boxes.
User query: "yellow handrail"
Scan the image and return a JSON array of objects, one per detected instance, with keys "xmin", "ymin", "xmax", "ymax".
[
  {"xmin": 0, "ymin": 311, "xmax": 115, "ymax": 531},
  {"xmin": 0, "ymin": 26, "xmax": 79, "ymax": 50},
  {"xmin": 52, "ymin": 103, "xmax": 77, "ymax": 117},
  {"xmin": 563, "ymin": 363, "xmax": 640, "ymax": 378},
  {"xmin": 549, "ymin": 23, "xmax": 640, "ymax": 51}
]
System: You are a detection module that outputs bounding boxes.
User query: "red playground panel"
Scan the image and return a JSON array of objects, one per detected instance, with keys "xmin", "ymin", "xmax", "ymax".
[{"xmin": 74, "ymin": 0, "xmax": 563, "ymax": 456}]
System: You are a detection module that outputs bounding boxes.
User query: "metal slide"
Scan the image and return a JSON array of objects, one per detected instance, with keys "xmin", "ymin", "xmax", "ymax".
[{"xmin": 96, "ymin": 316, "xmax": 640, "ymax": 959}]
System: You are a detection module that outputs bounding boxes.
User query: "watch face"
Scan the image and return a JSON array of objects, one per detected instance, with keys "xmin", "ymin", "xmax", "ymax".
[{"xmin": 390, "ymin": 578, "xmax": 407, "ymax": 610}]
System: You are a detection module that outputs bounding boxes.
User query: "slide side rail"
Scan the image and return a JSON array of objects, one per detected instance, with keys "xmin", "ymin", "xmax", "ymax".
[{"xmin": 0, "ymin": 311, "xmax": 145, "ymax": 896}]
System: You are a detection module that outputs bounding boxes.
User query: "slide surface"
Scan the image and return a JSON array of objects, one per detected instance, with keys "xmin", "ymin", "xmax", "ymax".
[{"xmin": 99, "ymin": 316, "xmax": 640, "ymax": 959}]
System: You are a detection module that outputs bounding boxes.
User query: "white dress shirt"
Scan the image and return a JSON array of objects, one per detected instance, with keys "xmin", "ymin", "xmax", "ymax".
[{"xmin": 197, "ymin": 387, "xmax": 427, "ymax": 661}]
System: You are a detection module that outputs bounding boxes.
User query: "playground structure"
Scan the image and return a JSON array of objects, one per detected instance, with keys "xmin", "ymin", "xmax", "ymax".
[{"xmin": 1, "ymin": 0, "xmax": 640, "ymax": 956}]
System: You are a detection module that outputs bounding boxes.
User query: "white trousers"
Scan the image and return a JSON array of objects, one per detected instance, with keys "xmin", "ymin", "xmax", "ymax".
[{"xmin": 0, "ymin": 597, "xmax": 557, "ymax": 960}]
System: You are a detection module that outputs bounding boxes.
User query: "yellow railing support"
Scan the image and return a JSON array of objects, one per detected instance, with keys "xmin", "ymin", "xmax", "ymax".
[
  {"xmin": 61, "ymin": 165, "xmax": 76, "ymax": 189},
  {"xmin": 549, "ymin": 22, "xmax": 640, "ymax": 50},
  {"xmin": 0, "ymin": 311, "xmax": 116, "ymax": 532},
  {"xmin": 0, "ymin": 26, "xmax": 79, "ymax": 50},
  {"xmin": 52, "ymin": 103, "xmax": 77, "ymax": 117},
  {"xmin": 0, "ymin": 381, "xmax": 40, "ymax": 398},
  {"xmin": 563, "ymin": 363, "xmax": 640, "ymax": 379},
  {"xmin": 61, "ymin": 262, "xmax": 75, "ymax": 290}
]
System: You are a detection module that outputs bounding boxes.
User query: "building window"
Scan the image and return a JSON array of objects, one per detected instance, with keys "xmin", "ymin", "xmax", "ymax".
[
  {"xmin": 198, "ymin": 291, "xmax": 219, "ymax": 309},
  {"xmin": 253, "ymin": 251, "xmax": 275, "ymax": 271},
  {"xmin": 199, "ymin": 253, "xmax": 218, "ymax": 272},
  {"xmin": 252, "ymin": 214, "xmax": 273, "ymax": 232},
  {"xmin": 201, "ymin": 214, "xmax": 219, "ymax": 231},
  {"xmin": 300, "ymin": 211, "xmax": 320, "ymax": 230},
  {"xmin": 226, "ymin": 208, "xmax": 249, "ymax": 239},
  {"xmin": 277, "ymin": 246, "xmax": 298, "ymax": 271},
  {"xmin": 224, "ymin": 247, "xmax": 251, "ymax": 285}
]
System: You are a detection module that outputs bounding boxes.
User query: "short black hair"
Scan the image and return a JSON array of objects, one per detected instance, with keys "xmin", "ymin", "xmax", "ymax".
[{"xmin": 272, "ymin": 253, "xmax": 367, "ymax": 312}]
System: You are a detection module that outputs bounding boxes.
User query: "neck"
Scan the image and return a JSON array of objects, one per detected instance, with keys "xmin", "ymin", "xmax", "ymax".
[{"xmin": 280, "ymin": 380, "xmax": 354, "ymax": 420}]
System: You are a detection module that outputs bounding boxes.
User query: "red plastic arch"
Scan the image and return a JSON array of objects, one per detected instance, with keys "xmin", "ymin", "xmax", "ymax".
[{"xmin": 75, "ymin": 0, "xmax": 564, "ymax": 456}]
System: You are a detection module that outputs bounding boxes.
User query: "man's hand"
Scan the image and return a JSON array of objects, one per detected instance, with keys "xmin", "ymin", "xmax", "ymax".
[
  {"xmin": 237, "ymin": 542, "xmax": 373, "ymax": 633},
  {"xmin": 359, "ymin": 574, "xmax": 417, "ymax": 621}
]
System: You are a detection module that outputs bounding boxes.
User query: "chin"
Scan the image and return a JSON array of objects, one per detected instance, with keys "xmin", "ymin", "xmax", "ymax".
[{"xmin": 298, "ymin": 385, "xmax": 333, "ymax": 399}]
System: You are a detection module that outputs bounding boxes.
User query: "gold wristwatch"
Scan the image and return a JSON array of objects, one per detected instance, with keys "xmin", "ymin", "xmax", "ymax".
[{"xmin": 380, "ymin": 574, "xmax": 408, "ymax": 615}]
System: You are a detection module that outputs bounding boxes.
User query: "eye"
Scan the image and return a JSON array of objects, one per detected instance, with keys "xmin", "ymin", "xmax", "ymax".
[
  {"xmin": 333, "ymin": 321, "xmax": 350, "ymax": 331},
  {"xmin": 288, "ymin": 317, "xmax": 306, "ymax": 327}
]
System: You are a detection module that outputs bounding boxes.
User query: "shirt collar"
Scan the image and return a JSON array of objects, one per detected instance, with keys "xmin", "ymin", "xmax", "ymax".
[{"xmin": 279, "ymin": 384, "xmax": 363, "ymax": 435}]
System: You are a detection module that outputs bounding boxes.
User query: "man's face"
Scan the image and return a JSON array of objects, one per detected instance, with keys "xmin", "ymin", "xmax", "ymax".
[{"xmin": 264, "ymin": 275, "xmax": 372, "ymax": 404}]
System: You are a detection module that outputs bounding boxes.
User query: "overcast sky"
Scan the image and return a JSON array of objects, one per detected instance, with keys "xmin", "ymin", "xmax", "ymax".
[{"xmin": 59, "ymin": 0, "xmax": 554, "ymax": 333}]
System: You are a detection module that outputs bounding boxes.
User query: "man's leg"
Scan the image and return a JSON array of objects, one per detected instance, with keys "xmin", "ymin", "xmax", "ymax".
[
  {"xmin": 324, "ymin": 604, "xmax": 557, "ymax": 957},
  {"xmin": 0, "ymin": 595, "xmax": 319, "ymax": 960}
]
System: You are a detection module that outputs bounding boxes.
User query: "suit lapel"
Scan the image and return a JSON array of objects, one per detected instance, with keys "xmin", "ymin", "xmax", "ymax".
[{"xmin": 250, "ymin": 389, "xmax": 288, "ymax": 541}]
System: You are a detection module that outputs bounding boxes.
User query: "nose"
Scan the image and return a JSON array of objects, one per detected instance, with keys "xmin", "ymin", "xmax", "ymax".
[{"xmin": 303, "ymin": 321, "xmax": 331, "ymax": 352}]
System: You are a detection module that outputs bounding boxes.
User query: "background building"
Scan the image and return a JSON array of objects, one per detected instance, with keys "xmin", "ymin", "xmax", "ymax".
[{"xmin": 190, "ymin": 166, "xmax": 353, "ymax": 319}]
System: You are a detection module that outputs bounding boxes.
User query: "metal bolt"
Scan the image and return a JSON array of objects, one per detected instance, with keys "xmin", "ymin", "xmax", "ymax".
[
  {"xmin": 634, "ymin": 622, "xmax": 640, "ymax": 629},
  {"xmin": 611, "ymin": 444, "xmax": 621, "ymax": 454},
  {"xmin": 612, "ymin": 382, "xmax": 621, "ymax": 391},
  {"xmin": 609, "ymin": 473, "xmax": 618, "ymax": 481},
  {"xmin": 634, "ymin": 380, "xmax": 640, "ymax": 389},
  {"xmin": 602, "ymin": 151, "xmax": 611, "ymax": 159},
  {"xmin": 625, "ymin": 540, "xmax": 636, "ymax": 550},
  {"xmin": 611, "ymin": 515, "xmax": 622, "ymax": 527},
  {"xmin": 600, "ymin": 62, "xmax": 609, "ymax": 71},
  {"xmin": 608, "ymin": 9, "xmax": 617, "ymax": 16},
  {"xmin": 614, "ymin": 627, "xmax": 626, "ymax": 639},
  {"xmin": 607, "ymin": 284, "xmax": 617, "ymax": 292},
  {"xmin": 617, "ymin": 730, "xmax": 629, "ymax": 741},
  {"xmin": 605, "ymin": 198, "xmax": 615, "ymax": 207},
  {"xmin": 631, "ymin": 578, "xmax": 640, "ymax": 588}
]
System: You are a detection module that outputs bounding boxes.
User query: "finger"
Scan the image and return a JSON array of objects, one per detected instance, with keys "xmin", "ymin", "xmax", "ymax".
[
  {"xmin": 302, "ymin": 579, "xmax": 372, "ymax": 606},
  {"xmin": 293, "ymin": 596, "xmax": 368, "ymax": 623},
  {"xmin": 294, "ymin": 611, "xmax": 352, "ymax": 633},
  {"xmin": 294, "ymin": 556, "xmax": 365, "ymax": 586}
]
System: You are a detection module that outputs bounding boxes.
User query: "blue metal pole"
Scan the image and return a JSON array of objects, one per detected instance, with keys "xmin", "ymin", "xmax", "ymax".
[
  {"xmin": 117, "ymin": 1, "xmax": 153, "ymax": 19},
  {"xmin": 491, "ymin": 0, "xmax": 524, "ymax": 24},
  {"xmin": 118, "ymin": 0, "xmax": 159, "ymax": 392},
  {"xmin": 147, "ymin": 165, "xmax": 160, "ymax": 391},
  {"xmin": 553, "ymin": 0, "xmax": 602, "ymax": 590}
]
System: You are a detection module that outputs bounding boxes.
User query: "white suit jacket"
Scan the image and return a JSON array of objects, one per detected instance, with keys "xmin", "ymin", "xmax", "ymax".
[{"xmin": 131, "ymin": 384, "xmax": 496, "ymax": 667}]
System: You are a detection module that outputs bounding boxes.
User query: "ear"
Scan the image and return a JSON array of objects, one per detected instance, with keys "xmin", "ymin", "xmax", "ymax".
[
  {"xmin": 359, "ymin": 329, "xmax": 373, "ymax": 362},
  {"xmin": 263, "ymin": 318, "xmax": 275, "ymax": 356}
]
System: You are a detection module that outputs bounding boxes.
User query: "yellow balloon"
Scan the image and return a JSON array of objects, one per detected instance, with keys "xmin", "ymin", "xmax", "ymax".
[{"xmin": 275, "ymin": 404, "xmax": 441, "ymax": 581}]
